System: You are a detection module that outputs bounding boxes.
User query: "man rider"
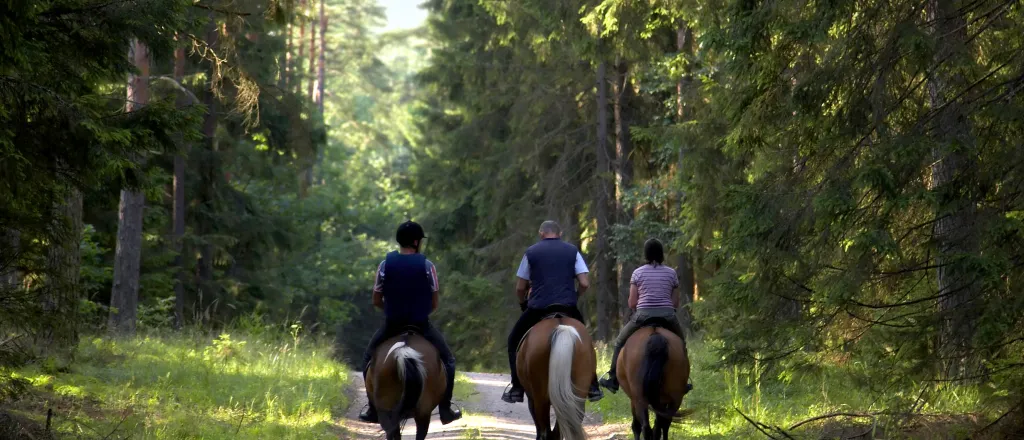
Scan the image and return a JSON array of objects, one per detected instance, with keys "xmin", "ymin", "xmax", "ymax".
[
  {"xmin": 501, "ymin": 220, "xmax": 604, "ymax": 403},
  {"xmin": 358, "ymin": 221, "xmax": 462, "ymax": 425}
]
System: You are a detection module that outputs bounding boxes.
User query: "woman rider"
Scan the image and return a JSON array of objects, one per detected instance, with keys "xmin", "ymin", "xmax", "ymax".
[{"xmin": 598, "ymin": 238, "xmax": 687, "ymax": 393}]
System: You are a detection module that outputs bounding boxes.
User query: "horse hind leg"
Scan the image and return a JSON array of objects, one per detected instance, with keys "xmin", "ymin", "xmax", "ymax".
[
  {"xmin": 414, "ymin": 413, "xmax": 431, "ymax": 440},
  {"xmin": 630, "ymin": 406, "xmax": 643, "ymax": 440},
  {"xmin": 631, "ymin": 401, "xmax": 653, "ymax": 440},
  {"xmin": 640, "ymin": 406, "xmax": 655, "ymax": 440},
  {"xmin": 529, "ymin": 396, "xmax": 552, "ymax": 440},
  {"xmin": 654, "ymin": 413, "xmax": 672, "ymax": 440}
]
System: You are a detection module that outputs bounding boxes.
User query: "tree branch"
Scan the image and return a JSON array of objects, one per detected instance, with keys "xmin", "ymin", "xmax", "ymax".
[
  {"xmin": 191, "ymin": 3, "xmax": 251, "ymax": 16},
  {"xmin": 151, "ymin": 76, "xmax": 199, "ymax": 105}
]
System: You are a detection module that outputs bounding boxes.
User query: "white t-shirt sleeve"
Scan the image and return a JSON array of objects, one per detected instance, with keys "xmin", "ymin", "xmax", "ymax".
[
  {"xmin": 516, "ymin": 255, "xmax": 530, "ymax": 280},
  {"xmin": 574, "ymin": 252, "xmax": 589, "ymax": 275}
]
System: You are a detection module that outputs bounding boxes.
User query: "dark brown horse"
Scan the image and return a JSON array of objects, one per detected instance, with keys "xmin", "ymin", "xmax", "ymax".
[
  {"xmin": 364, "ymin": 332, "xmax": 447, "ymax": 440},
  {"xmin": 617, "ymin": 326, "xmax": 690, "ymax": 440},
  {"xmin": 518, "ymin": 316, "xmax": 596, "ymax": 440}
]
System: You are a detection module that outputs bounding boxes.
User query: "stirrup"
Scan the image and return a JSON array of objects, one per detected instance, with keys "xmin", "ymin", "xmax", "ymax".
[
  {"xmin": 501, "ymin": 383, "xmax": 524, "ymax": 403},
  {"xmin": 439, "ymin": 401, "xmax": 463, "ymax": 424}
]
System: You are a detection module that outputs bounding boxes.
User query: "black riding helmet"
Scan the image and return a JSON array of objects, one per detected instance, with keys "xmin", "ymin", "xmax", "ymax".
[{"xmin": 396, "ymin": 221, "xmax": 425, "ymax": 248}]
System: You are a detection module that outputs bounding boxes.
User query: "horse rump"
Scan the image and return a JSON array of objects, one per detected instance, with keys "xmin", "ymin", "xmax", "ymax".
[
  {"xmin": 387, "ymin": 340, "xmax": 426, "ymax": 417},
  {"xmin": 641, "ymin": 332, "xmax": 678, "ymax": 420}
]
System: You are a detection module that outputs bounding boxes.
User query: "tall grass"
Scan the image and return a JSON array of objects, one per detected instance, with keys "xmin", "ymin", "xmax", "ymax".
[
  {"xmin": 2, "ymin": 326, "xmax": 348, "ymax": 439},
  {"xmin": 589, "ymin": 337, "xmax": 988, "ymax": 439}
]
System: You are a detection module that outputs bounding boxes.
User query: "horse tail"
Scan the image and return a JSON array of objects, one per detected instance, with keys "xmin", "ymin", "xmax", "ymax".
[
  {"xmin": 549, "ymin": 324, "xmax": 587, "ymax": 440},
  {"xmin": 387, "ymin": 340, "xmax": 425, "ymax": 415},
  {"xmin": 641, "ymin": 332, "xmax": 676, "ymax": 420}
]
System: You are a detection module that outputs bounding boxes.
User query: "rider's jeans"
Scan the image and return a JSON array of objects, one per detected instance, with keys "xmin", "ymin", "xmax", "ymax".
[{"xmin": 608, "ymin": 307, "xmax": 683, "ymax": 373}]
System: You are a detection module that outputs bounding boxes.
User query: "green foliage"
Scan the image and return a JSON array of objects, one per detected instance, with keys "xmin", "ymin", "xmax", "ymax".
[{"xmin": 1, "ymin": 329, "xmax": 348, "ymax": 439}]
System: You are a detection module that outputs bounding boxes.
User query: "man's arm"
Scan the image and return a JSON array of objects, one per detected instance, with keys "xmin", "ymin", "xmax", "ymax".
[
  {"xmin": 428, "ymin": 261, "xmax": 440, "ymax": 312},
  {"xmin": 576, "ymin": 273, "xmax": 590, "ymax": 296},
  {"xmin": 574, "ymin": 251, "xmax": 590, "ymax": 296},
  {"xmin": 515, "ymin": 255, "xmax": 531, "ymax": 308},
  {"xmin": 372, "ymin": 260, "xmax": 385, "ymax": 309},
  {"xmin": 671, "ymin": 286, "xmax": 680, "ymax": 309},
  {"xmin": 516, "ymin": 278, "xmax": 530, "ymax": 304}
]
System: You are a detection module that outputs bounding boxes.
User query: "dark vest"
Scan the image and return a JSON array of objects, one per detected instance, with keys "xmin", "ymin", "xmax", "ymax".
[
  {"xmin": 525, "ymin": 238, "xmax": 579, "ymax": 309},
  {"xmin": 382, "ymin": 251, "xmax": 432, "ymax": 324}
]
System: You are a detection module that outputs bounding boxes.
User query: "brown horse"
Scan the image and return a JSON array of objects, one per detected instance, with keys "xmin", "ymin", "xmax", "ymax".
[
  {"xmin": 617, "ymin": 326, "xmax": 690, "ymax": 440},
  {"xmin": 518, "ymin": 316, "xmax": 596, "ymax": 440},
  {"xmin": 364, "ymin": 332, "xmax": 447, "ymax": 440}
]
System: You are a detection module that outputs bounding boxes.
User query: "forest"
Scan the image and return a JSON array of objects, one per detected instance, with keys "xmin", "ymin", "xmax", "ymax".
[{"xmin": 1, "ymin": 0, "xmax": 1022, "ymax": 438}]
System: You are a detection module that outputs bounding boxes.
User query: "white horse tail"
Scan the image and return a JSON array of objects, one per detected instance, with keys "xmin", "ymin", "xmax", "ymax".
[{"xmin": 548, "ymin": 324, "xmax": 587, "ymax": 440}]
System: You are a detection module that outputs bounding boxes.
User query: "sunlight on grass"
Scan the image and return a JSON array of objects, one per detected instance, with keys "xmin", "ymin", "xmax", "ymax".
[
  {"xmin": 3, "ymin": 330, "xmax": 349, "ymax": 439},
  {"xmin": 590, "ymin": 337, "xmax": 986, "ymax": 439},
  {"xmin": 453, "ymin": 372, "xmax": 478, "ymax": 406}
]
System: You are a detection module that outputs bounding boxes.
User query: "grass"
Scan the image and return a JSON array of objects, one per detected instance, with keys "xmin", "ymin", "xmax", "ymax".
[
  {"xmin": 1, "ymin": 330, "xmax": 349, "ymax": 439},
  {"xmin": 453, "ymin": 372, "xmax": 478, "ymax": 405},
  {"xmin": 589, "ymin": 337, "xmax": 991, "ymax": 439}
]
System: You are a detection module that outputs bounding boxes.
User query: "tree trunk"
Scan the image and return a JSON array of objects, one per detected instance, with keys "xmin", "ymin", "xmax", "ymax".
[
  {"xmin": 307, "ymin": 11, "xmax": 317, "ymax": 101},
  {"xmin": 316, "ymin": 0, "xmax": 326, "ymax": 113},
  {"xmin": 593, "ymin": 35, "xmax": 617, "ymax": 341},
  {"xmin": 108, "ymin": 39, "xmax": 150, "ymax": 337},
  {"xmin": 0, "ymin": 229, "xmax": 21, "ymax": 291},
  {"xmin": 172, "ymin": 43, "xmax": 188, "ymax": 330},
  {"xmin": 281, "ymin": 11, "xmax": 292, "ymax": 89},
  {"xmin": 613, "ymin": 61, "xmax": 635, "ymax": 325},
  {"xmin": 39, "ymin": 188, "xmax": 83, "ymax": 363},
  {"xmin": 296, "ymin": 0, "xmax": 306, "ymax": 94},
  {"xmin": 927, "ymin": 0, "xmax": 979, "ymax": 377},
  {"xmin": 195, "ymin": 17, "xmax": 221, "ymax": 321},
  {"xmin": 675, "ymin": 24, "xmax": 697, "ymax": 333}
]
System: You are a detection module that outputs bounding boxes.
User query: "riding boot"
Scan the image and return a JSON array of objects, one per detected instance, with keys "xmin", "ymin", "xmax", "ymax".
[
  {"xmin": 502, "ymin": 368, "xmax": 524, "ymax": 403},
  {"xmin": 439, "ymin": 365, "xmax": 462, "ymax": 424},
  {"xmin": 599, "ymin": 371, "xmax": 620, "ymax": 393},
  {"xmin": 588, "ymin": 377, "xmax": 604, "ymax": 401},
  {"xmin": 358, "ymin": 371, "xmax": 379, "ymax": 423},
  {"xmin": 503, "ymin": 343, "xmax": 525, "ymax": 403}
]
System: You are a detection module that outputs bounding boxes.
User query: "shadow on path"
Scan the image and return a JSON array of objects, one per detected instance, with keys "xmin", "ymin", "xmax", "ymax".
[{"xmin": 339, "ymin": 372, "xmax": 627, "ymax": 439}]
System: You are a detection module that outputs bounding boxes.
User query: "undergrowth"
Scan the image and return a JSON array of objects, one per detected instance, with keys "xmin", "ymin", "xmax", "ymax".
[
  {"xmin": 0, "ymin": 326, "xmax": 348, "ymax": 439},
  {"xmin": 590, "ymin": 337, "xmax": 996, "ymax": 439}
]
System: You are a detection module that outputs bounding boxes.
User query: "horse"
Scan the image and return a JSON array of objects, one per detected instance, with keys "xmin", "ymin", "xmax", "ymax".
[
  {"xmin": 617, "ymin": 323, "xmax": 691, "ymax": 440},
  {"xmin": 364, "ymin": 331, "xmax": 447, "ymax": 440},
  {"xmin": 517, "ymin": 315, "xmax": 597, "ymax": 440}
]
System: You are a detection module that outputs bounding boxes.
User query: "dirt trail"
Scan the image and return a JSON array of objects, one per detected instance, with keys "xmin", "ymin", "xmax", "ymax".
[{"xmin": 341, "ymin": 372, "xmax": 628, "ymax": 439}]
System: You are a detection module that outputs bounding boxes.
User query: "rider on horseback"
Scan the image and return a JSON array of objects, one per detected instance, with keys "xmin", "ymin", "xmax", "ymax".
[
  {"xmin": 599, "ymin": 238, "xmax": 687, "ymax": 393},
  {"xmin": 358, "ymin": 221, "xmax": 463, "ymax": 425},
  {"xmin": 501, "ymin": 220, "xmax": 604, "ymax": 404}
]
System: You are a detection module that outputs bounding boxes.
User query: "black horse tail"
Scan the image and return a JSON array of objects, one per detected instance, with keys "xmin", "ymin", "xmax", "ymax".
[
  {"xmin": 390, "ymin": 340, "xmax": 425, "ymax": 416},
  {"xmin": 641, "ymin": 332, "xmax": 676, "ymax": 419}
]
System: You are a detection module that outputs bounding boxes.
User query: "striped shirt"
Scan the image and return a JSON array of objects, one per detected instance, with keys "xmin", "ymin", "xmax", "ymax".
[
  {"xmin": 631, "ymin": 264, "xmax": 678, "ymax": 309},
  {"xmin": 373, "ymin": 258, "xmax": 439, "ymax": 293}
]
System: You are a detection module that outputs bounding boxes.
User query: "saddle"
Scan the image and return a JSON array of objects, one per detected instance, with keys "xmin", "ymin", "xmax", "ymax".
[
  {"xmin": 637, "ymin": 316, "xmax": 673, "ymax": 329},
  {"xmin": 516, "ymin": 312, "xmax": 570, "ymax": 353}
]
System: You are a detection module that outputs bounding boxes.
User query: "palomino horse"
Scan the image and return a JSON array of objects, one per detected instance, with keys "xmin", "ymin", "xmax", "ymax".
[
  {"xmin": 365, "ymin": 332, "xmax": 447, "ymax": 440},
  {"xmin": 518, "ymin": 315, "xmax": 597, "ymax": 440},
  {"xmin": 617, "ymin": 323, "xmax": 690, "ymax": 440}
]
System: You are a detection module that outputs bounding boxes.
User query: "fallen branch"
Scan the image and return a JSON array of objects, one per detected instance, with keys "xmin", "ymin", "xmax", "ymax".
[
  {"xmin": 788, "ymin": 411, "xmax": 880, "ymax": 431},
  {"xmin": 967, "ymin": 401, "xmax": 1022, "ymax": 439},
  {"xmin": 735, "ymin": 407, "xmax": 796, "ymax": 440}
]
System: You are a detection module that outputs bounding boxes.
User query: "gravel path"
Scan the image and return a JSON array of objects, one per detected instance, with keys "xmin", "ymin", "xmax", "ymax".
[{"xmin": 341, "ymin": 372, "xmax": 628, "ymax": 439}]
